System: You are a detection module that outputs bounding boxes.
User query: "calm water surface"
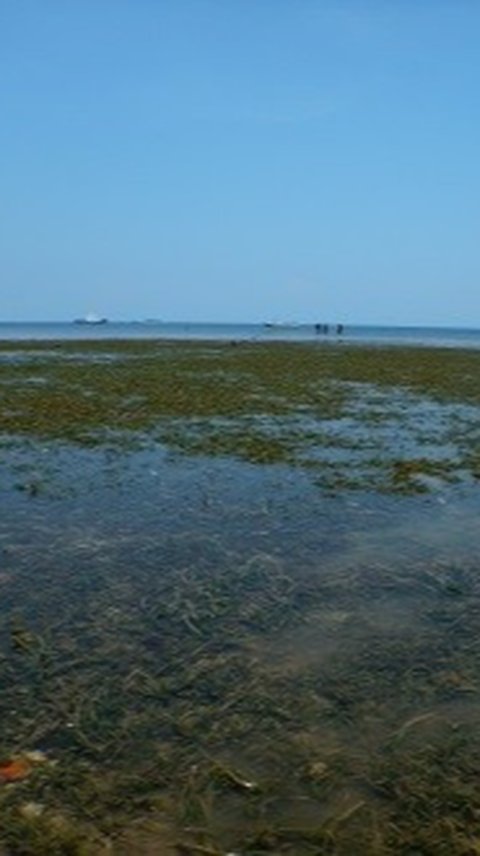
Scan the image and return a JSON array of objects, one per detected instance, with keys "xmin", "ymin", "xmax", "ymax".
[
  {"xmin": 1, "ymin": 438, "xmax": 480, "ymax": 852},
  {"xmin": 3, "ymin": 320, "xmax": 480, "ymax": 348}
]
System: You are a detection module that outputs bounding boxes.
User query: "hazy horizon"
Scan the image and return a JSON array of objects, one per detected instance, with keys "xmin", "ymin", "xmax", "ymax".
[{"xmin": 3, "ymin": 318, "xmax": 480, "ymax": 332}]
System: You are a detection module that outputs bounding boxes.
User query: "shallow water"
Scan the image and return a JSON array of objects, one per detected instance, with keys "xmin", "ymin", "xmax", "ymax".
[{"xmin": 2, "ymin": 439, "xmax": 480, "ymax": 853}]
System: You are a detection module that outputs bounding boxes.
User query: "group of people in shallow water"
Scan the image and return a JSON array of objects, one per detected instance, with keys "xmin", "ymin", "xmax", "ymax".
[{"xmin": 315, "ymin": 323, "xmax": 344, "ymax": 335}]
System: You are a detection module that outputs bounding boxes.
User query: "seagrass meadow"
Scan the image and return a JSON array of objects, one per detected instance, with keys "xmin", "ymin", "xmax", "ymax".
[{"xmin": 2, "ymin": 338, "xmax": 480, "ymax": 854}]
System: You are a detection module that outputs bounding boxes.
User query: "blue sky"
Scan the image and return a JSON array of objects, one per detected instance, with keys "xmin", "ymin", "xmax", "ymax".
[{"xmin": 1, "ymin": 1, "xmax": 479, "ymax": 324}]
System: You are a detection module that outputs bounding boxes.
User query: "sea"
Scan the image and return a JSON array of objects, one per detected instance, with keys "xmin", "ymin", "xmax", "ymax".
[{"xmin": 1, "ymin": 320, "xmax": 480, "ymax": 348}]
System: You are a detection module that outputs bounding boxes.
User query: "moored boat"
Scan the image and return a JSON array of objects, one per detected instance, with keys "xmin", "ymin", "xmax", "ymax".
[{"xmin": 73, "ymin": 313, "xmax": 108, "ymax": 325}]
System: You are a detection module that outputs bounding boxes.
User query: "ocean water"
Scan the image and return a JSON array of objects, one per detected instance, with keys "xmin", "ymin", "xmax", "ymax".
[{"xmin": 1, "ymin": 320, "xmax": 480, "ymax": 347}]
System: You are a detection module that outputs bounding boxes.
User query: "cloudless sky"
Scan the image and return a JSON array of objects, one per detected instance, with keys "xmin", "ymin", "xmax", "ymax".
[{"xmin": 1, "ymin": 1, "xmax": 479, "ymax": 324}]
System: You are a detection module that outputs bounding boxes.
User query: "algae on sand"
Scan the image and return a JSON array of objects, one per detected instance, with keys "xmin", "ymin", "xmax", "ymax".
[
  {"xmin": 2, "ymin": 340, "xmax": 480, "ymax": 852},
  {"xmin": 1, "ymin": 338, "xmax": 480, "ymax": 491}
]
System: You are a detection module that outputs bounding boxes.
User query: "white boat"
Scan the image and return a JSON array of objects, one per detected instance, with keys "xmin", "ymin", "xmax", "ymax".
[
  {"xmin": 263, "ymin": 321, "xmax": 300, "ymax": 329},
  {"xmin": 74, "ymin": 312, "xmax": 108, "ymax": 325}
]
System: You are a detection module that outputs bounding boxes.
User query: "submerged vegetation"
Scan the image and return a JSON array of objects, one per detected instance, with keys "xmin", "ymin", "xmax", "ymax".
[
  {"xmin": 3, "ymin": 494, "xmax": 480, "ymax": 854},
  {"xmin": 1, "ymin": 338, "xmax": 480, "ymax": 491},
  {"xmin": 1, "ymin": 339, "xmax": 480, "ymax": 852}
]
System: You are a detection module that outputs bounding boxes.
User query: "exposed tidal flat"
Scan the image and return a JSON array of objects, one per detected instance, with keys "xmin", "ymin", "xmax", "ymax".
[{"xmin": 2, "ymin": 339, "xmax": 480, "ymax": 853}]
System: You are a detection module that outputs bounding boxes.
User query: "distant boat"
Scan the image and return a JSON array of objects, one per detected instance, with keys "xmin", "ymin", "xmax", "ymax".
[
  {"xmin": 73, "ymin": 313, "xmax": 108, "ymax": 325},
  {"xmin": 263, "ymin": 321, "xmax": 300, "ymax": 329}
]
